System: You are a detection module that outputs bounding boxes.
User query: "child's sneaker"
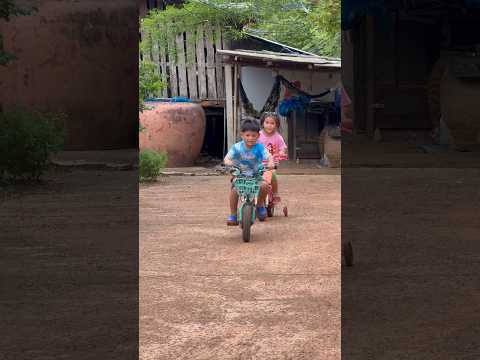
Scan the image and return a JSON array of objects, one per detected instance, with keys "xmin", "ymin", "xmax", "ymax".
[
  {"xmin": 227, "ymin": 214, "xmax": 238, "ymax": 226},
  {"xmin": 257, "ymin": 206, "xmax": 267, "ymax": 221}
]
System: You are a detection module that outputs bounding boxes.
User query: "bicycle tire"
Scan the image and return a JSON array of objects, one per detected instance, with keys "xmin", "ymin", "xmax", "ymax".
[{"xmin": 242, "ymin": 204, "xmax": 253, "ymax": 242}]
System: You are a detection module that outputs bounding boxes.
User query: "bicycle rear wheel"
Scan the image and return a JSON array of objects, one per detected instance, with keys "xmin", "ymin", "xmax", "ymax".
[{"xmin": 242, "ymin": 204, "xmax": 253, "ymax": 242}]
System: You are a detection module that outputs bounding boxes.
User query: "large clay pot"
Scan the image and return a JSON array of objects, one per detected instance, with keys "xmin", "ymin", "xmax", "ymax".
[{"xmin": 139, "ymin": 101, "xmax": 206, "ymax": 167}]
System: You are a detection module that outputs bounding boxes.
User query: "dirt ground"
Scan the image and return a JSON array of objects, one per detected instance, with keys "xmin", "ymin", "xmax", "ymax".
[
  {"xmin": 1, "ymin": 169, "xmax": 138, "ymax": 360},
  {"xmin": 140, "ymin": 175, "xmax": 341, "ymax": 360},
  {"xmin": 342, "ymin": 168, "xmax": 480, "ymax": 359}
]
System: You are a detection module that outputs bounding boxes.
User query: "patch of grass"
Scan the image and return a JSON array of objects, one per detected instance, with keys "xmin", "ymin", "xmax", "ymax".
[{"xmin": 139, "ymin": 149, "xmax": 168, "ymax": 182}]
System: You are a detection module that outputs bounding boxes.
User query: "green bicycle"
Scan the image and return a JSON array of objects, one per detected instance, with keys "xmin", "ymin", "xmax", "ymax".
[{"xmin": 230, "ymin": 166, "xmax": 266, "ymax": 242}]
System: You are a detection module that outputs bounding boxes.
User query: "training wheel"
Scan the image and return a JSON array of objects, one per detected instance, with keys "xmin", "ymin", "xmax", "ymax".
[{"xmin": 283, "ymin": 206, "xmax": 288, "ymax": 217}]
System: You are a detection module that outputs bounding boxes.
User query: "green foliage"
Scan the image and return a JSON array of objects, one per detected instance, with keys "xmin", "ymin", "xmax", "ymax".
[
  {"xmin": 246, "ymin": 0, "xmax": 340, "ymax": 56},
  {"xmin": 139, "ymin": 149, "xmax": 168, "ymax": 182},
  {"xmin": 139, "ymin": 59, "xmax": 164, "ymax": 112},
  {"xmin": 1, "ymin": 1, "xmax": 37, "ymax": 65},
  {"xmin": 140, "ymin": 0, "xmax": 340, "ymax": 57},
  {"xmin": 0, "ymin": 109, "xmax": 66, "ymax": 181}
]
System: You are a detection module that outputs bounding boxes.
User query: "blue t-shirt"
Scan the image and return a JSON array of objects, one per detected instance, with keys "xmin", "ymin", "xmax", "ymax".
[{"xmin": 226, "ymin": 141, "xmax": 269, "ymax": 177}]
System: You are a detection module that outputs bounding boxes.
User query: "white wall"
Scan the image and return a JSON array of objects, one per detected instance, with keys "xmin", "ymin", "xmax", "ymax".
[
  {"xmin": 278, "ymin": 69, "xmax": 339, "ymax": 102},
  {"xmin": 241, "ymin": 67, "xmax": 277, "ymax": 111},
  {"xmin": 236, "ymin": 65, "xmax": 341, "ymax": 148}
]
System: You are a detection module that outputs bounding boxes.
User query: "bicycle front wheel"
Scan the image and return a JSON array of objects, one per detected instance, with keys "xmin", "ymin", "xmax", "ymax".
[{"xmin": 242, "ymin": 204, "xmax": 253, "ymax": 242}]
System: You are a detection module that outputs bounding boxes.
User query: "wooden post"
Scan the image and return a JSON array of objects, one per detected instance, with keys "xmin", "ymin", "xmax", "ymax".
[
  {"xmin": 225, "ymin": 64, "xmax": 234, "ymax": 149},
  {"xmin": 292, "ymin": 111, "xmax": 297, "ymax": 161},
  {"xmin": 175, "ymin": 33, "xmax": 188, "ymax": 97},
  {"xmin": 167, "ymin": 31, "xmax": 178, "ymax": 97},
  {"xmin": 185, "ymin": 30, "xmax": 198, "ymax": 99},
  {"xmin": 196, "ymin": 25, "xmax": 208, "ymax": 100},
  {"xmin": 215, "ymin": 25, "xmax": 225, "ymax": 100},
  {"xmin": 366, "ymin": 15, "xmax": 376, "ymax": 136},
  {"xmin": 205, "ymin": 25, "xmax": 217, "ymax": 100},
  {"xmin": 150, "ymin": 36, "xmax": 162, "ymax": 97},
  {"xmin": 158, "ymin": 30, "xmax": 169, "ymax": 98},
  {"xmin": 233, "ymin": 63, "xmax": 239, "ymax": 142}
]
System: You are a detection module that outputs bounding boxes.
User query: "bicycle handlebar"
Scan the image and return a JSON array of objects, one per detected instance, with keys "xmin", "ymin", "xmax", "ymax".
[{"xmin": 227, "ymin": 164, "xmax": 273, "ymax": 177}]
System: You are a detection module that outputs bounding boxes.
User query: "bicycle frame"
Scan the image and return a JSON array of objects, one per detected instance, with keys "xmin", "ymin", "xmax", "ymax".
[{"xmin": 231, "ymin": 168, "xmax": 264, "ymax": 224}]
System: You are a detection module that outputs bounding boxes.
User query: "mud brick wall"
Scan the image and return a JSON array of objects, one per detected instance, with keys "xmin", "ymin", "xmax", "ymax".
[{"xmin": 0, "ymin": 0, "xmax": 138, "ymax": 150}]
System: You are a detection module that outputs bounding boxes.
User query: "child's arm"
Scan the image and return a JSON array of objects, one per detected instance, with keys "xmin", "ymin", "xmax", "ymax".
[
  {"xmin": 224, "ymin": 154, "xmax": 234, "ymax": 166},
  {"xmin": 265, "ymin": 151, "xmax": 275, "ymax": 169},
  {"xmin": 224, "ymin": 145, "xmax": 237, "ymax": 166},
  {"xmin": 268, "ymin": 156, "xmax": 275, "ymax": 169}
]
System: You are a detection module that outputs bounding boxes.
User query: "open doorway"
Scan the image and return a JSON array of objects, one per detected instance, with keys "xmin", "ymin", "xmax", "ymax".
[
  {"xmin": 198, "ymin": 106, "xmax": 225, "ymax": 165},
  {"xmin": 288, "ymin": 101, "xmax": 335, "ymax": 160}
]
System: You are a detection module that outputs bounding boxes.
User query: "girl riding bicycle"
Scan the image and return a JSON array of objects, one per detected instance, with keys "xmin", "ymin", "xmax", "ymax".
[{"xmin": 258, "ymin": 112, "xmax": 288, "ymax": 205}]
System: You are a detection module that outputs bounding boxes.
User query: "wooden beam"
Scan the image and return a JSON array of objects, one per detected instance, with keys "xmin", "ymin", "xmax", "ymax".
[
  {"xmin": 200, "ymin": 100, "xmax": 226, "ymax": 108},
  {"xmin": 225, "ymin": 64, "xmax": 235, "ymax": 150}
]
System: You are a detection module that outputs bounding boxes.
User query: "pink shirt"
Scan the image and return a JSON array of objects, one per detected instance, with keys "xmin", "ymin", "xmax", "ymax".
[{"xmin": 258, "ymin": 130, "xmax": 287, "ymax": 162}]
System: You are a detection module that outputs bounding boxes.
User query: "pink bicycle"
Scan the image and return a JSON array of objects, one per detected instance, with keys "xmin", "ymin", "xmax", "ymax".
[{"xmin": 263, "ymin": 154, "xmax": 288, "ymax": 218}]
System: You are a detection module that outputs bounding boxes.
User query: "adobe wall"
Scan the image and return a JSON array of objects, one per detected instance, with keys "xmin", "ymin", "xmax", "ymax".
[{"xmin": 0, "ymin": 0, "xmax": 139, "ymax": 150}]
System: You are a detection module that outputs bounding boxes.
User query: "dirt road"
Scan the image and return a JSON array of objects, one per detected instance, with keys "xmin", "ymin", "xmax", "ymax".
[
  {"xmin": 140, "ymin": 175, "xmax": 340, "ymax": 360},
  {"xmin": 342, "ymin": 168, "xmax": 480, "ymax": 359}
]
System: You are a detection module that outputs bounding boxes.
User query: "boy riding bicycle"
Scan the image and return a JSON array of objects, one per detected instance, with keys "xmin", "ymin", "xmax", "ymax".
[{"xmin": 224, "ymin": 118, "xmax": 274, "ymax": 226}]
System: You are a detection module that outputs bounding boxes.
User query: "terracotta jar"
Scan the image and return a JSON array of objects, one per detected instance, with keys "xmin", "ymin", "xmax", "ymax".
[{"xmin": 139, "ymin": 101, "xmax": 206, "ymax": 167}]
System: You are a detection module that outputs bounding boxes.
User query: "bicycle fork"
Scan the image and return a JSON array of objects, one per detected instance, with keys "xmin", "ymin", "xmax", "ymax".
[{"xmin": 238, "ymin": 198, "xmax": 256, "ymax": 224}]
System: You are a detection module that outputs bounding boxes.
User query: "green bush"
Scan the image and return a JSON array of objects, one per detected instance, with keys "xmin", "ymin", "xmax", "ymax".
[
  {"xmin": 0, "ymin": 109, "xmax": 66, "ymax": 181},
  {"xmin": 139, "ymin": 149, "xmax": 168, "ymax": 182}
]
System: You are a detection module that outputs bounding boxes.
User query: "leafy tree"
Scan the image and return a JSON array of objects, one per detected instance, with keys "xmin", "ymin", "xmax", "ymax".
[
  {"xmin": 247, "ymin": 0, "xmax": 340, "ymax": 56},
  {"xmin": 141, "ymin": 0, "xmax": 340, "ymax": 57}
]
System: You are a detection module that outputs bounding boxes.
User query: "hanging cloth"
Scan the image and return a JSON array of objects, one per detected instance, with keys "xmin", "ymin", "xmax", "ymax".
[
  {"xmin": 238, "ymin": 75, "xmax": 332, "ymax": 118},
  {"xmin": 238, "ymin": 76, "xmax": 282, "ymax": 118}
]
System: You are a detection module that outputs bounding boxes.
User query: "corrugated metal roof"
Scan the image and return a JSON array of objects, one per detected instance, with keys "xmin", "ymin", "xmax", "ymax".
[
  {"xmin": 217, "ymin": 49, "xmax": 341, "ymax": 68},
  {"xmin": 244, "ymin": 32, "xmax": 320, "ymax": 56}
]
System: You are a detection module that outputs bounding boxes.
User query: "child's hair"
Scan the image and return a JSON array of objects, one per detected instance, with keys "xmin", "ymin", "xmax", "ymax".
[
  {"xmin": 260, "ymin": 112, "xmax": 281, "ymax": 130},
  {"xmin": 240, "ymin": 117, "xmax": 261, "ymax": 133}
]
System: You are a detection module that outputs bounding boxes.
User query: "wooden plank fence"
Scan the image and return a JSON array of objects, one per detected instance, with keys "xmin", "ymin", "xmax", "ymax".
[{"xmin": 141, "ymin": 23, "xmax": 229, "ymax": 102}]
